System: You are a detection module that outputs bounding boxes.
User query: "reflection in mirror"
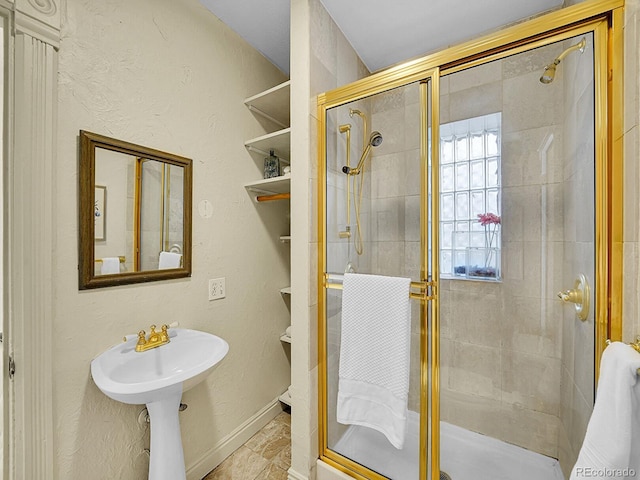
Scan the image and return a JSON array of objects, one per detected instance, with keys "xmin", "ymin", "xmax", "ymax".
[{"xmin": 79, "ymin": 130, "xmax": 192, "ymax": 289}]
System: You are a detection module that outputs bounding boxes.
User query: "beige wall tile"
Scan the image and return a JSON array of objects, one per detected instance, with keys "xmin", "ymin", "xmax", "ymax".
[
  {"xmin": 623, "ymin": 242, "xmax": 640, "ymax": 342},
  {"xmin": 501, "ymin": 126, "xmax": 564, "ymax": 187},
  {"xmin": 371, "ymin": 197, "xmax": 406, "ymax": 242},
  {"xmin": 557, "ymin": 420, "xmax": 576, "ymax": 479},
  {"xmin": 568, "ymin": 383, "xmax": 591, "ymax": 456},
  {"xmin": 444, "ymin": 289, "xmax": 502, "ymax": 347},
  {"xmin": 503, "ymin": 71, "xmax": 562, "ymax": 134},
  {"xmin": 502, "ymin": 43, "xmax": 562, "ymax": 79},
  {"xmin": 370, "ymin": 152, "xmax": 408, "ymax": 199},
  {"xmin": 448, "ymin": 60, "xmax": 502, "ymax": 93},
  {"xmin": 498, "ymin": 404, "xmax": 560, "ymax": 458},
  {"xmin": 500, "ymin": 350, "xmax": 561, "ymax": 415},
  {"xmin": 501, "ymin": 297, "xmax": 562, "ymax": 358},
  {"xmin": 449, "ymin": 82, "xmax": 502, "ymax": 123},
  {"xmin": 446, "ymin": 340, "xmax": 502, "ymax": 400},
  {"xmin": 624, "ymin": 127, "xmax": 639, "ymax": 243}
]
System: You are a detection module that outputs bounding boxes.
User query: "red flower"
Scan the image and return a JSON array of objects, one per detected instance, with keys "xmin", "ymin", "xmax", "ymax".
[{"xmin": 477, "ymin": 212, "xmax": 501, "ymax": 226}]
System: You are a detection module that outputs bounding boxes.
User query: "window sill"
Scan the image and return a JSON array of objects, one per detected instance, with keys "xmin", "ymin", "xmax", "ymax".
[{"xmin": 441, "ymin": 274, "xmax": 502, "ymax": 283}]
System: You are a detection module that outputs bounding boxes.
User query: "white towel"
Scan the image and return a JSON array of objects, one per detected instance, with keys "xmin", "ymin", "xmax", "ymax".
[
  {"xmin": 570, "ymin": 342, "xmax": 640, "ymax": 480},
  {"xmin": 159, "ymin": 251, "xmax": 182, "ymax": 269},
  {"xmin": 337, "ymin": 273, "xmax": 412, "ymax": 449},
  {"xmin": 101, "ymin": 257, "xmax": 120, "ymax": 274}
]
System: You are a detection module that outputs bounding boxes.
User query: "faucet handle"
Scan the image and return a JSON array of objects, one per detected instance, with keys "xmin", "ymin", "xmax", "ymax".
[{"xmin": 136, "ymin": 330, "xmax": 146, "ymax": 346}]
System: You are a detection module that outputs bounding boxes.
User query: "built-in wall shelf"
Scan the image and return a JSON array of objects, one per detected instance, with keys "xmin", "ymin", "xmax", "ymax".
[
  {"xmin": 280, "ymin": 332, "xmax": 292, "ymax": 344},
  {"xmin": 279, "ymin": 387, "xmax": 292, "ymax": 407},
  {"xmin": 245, "ymin": 81, "xmax": 292, "ymax": 409},
  {"xmin": 245, "ymin": 128, "xmax": 291, "ymax": 162},
  {"xmin": 244, "ymin": 80, "xmax": 290, "ymax": 128},
  {"xmin": 244, "ymin": 175, "xmax": 290, "ymax": 195}
]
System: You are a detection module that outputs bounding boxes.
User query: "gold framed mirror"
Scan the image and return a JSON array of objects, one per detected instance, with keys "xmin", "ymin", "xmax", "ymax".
[{"xmin": 79, "ymin": 130, "xmax": 193, "ymax": 289}]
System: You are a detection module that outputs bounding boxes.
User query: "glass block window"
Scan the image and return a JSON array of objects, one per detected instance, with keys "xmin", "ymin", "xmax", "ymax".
[{"xmin": 440, "ymin": 112, "xmax": 501, "ymax": 280}]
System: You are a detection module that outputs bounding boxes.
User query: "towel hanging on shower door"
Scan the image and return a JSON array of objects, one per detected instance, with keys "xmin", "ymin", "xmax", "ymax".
[
  {"xmin": 570, "ymin": 342, "xmax": 640, "ymax": 479},
  {"xmin": 337, "ymin": 273, "xmax": 412, "ymax": 449}
]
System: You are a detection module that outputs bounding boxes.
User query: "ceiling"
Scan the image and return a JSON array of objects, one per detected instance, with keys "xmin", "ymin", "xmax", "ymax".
[{"xmin": 199, "ymin": 0, "xmax": 564, "ymax": 76}]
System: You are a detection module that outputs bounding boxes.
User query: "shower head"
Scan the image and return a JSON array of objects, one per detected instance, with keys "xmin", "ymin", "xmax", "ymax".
[
  {"xmin": 342, "ymin": 131, "xmax": 384, "ymax": 175},
  {"xmin": 369, "ymin": 131, "xmax": 383, "ymax": 147},
  {"xmin": 540, "ymin": 60, "xmax": 559, "ymax": 84},
  {"xmin": 539, "ymin": 38, "xmax": 586, "ymax": 84}
]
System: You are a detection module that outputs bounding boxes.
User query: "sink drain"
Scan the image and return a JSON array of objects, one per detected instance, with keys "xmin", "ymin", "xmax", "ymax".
[{"xmin": 440, "ymin": 472, "xmax": 452, "ymax": 480}]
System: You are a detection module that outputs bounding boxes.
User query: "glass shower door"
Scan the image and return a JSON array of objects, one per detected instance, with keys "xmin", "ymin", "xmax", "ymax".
[
  {"xmin": 437, "ymin": 33, "xmax": 596, "ymax": 480},
  {"xmin": 322, "ymin": 79, "xmax": 433, "ymax": 480}
]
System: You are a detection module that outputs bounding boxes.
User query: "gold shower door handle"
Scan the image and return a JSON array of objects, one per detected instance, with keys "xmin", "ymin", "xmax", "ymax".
[{"xmin": 557, "ymin": 274, "xmax": 590, "ymax": 321}]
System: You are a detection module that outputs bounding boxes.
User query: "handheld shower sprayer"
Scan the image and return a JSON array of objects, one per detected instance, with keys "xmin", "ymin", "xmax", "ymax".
[{"xmin": 342, "ymin": 131, "xmax": 383, "ymax": 175}]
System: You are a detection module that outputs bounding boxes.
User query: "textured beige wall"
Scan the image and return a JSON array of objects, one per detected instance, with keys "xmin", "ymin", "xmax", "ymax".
[{"xmin": 54, "ymin": 0, "xmax": 290, "ymax": 478}]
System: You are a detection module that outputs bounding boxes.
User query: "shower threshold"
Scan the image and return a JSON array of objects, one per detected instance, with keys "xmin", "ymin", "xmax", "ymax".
[{"xmin": 332, "ymin": 411, "xmax": 564, "ymax": 480}]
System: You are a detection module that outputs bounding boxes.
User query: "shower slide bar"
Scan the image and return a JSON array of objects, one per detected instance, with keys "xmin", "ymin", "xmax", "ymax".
[
  {"xmin": 95, "ymin": 256, "xmax": 126, "ymax": 263},
  {"xmin": 323, "ymin": 272, "xmax": 434, "ymax": 301}
]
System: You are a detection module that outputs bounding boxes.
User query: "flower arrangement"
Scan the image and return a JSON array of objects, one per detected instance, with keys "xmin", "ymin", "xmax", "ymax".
[
  {"xmin": 467, "ymin": 212, "xmax": 501, "ymax": 278},
  {"xmin": 478, "ymin": 212, "xmax": 500, "ymax": 249}
]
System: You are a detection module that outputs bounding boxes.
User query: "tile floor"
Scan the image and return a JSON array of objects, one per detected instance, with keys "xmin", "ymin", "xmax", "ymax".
[{"xmin": 203, "ymin": 410, "xmax": 291, "ymax": 480}]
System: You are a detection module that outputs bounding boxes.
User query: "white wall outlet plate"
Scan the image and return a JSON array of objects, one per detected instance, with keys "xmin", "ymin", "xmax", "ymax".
[{"xmin": 208, "ymin": 277, "xmax": 225, "ymax": 301}]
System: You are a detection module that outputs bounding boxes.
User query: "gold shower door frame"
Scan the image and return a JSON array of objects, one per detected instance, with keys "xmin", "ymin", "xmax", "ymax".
[{"xmin": 317, "ymin": 1, "xmax": 624, "ymax": 479}]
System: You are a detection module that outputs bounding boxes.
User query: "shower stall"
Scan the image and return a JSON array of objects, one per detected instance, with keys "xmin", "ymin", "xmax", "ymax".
[{"xmin": 318, "ymin": 3, "xmax": 623, "ymax": 480}]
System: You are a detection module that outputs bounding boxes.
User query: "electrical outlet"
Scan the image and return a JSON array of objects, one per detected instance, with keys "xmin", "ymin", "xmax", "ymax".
[{"xmin": 208, "ymin": 277, "xmax": 225, "ymax": 301}]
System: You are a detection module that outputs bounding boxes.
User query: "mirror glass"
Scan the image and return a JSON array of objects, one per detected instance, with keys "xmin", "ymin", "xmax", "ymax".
[{"xmin": 79, "ymin": 130, "xmax": 192, "ymax": 289}]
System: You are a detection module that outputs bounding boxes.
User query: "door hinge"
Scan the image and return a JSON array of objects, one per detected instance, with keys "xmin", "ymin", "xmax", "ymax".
[{"xmin": 8, "ymin": 356, "xmax": 15, "ymax": 379}]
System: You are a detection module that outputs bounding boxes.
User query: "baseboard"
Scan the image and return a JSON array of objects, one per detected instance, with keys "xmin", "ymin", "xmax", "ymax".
[
  {"xmin": 186, "ymin": 397, "xmax": 284, "ymax": 480},
  {"xmin": 288, "ymin": 467, "xmax": 309, "ymax": 480}
]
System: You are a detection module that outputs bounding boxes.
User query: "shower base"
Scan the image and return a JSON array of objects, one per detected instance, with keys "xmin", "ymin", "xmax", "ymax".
[{"xmin": 333, "ymin": 411, "xmax": 564, "ymax": 480}]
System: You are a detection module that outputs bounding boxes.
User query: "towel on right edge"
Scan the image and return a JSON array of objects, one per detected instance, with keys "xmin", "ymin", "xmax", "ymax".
[
  {"xmin": 570, "ymin": 342, "xmax": 640, "ymax": 480},
  {"xmin": 337, "ymin": 273, "xmax": 412, "ymax": 450}
]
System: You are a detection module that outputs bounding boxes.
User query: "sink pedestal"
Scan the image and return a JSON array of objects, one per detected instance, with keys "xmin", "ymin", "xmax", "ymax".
[
  {"xmin": 146, "ymin": 384, "xmax": 186, "ymax": 480},
  {"xmin": 90, "ymin": 328, "xmax": 229, "ymax": 479}
]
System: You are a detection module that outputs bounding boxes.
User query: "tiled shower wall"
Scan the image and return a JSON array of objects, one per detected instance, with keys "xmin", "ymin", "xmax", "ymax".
[
  {"xmin": 350, "ymin": 46, "xmax": 567, "ymax": 457},
  {"xmin": 557, "ymin": 35, "xmax": 596, "ymax": 477},
  {"xmin": 438, "ymin": 45, "xmax": 568, "ymax": 459}
]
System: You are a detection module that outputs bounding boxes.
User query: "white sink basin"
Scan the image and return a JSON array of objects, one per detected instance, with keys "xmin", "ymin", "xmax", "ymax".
[
  {"xmin": 90, "ymin": 328, "xmax": 229, "ymax": 480},
  {"xmin": 91, "ymin": 328, "xmax": 229, "ymax": 405}
]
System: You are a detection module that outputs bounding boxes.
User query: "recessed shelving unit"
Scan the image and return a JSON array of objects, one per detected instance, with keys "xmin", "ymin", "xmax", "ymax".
[{"xmin": 245, "ymin": 80, "xmax": 292, "ymax": 409}]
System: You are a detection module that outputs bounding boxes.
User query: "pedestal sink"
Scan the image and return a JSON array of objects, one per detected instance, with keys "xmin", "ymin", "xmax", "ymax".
[{"xmin": 90, "ymin": 328, "xmax": 229, "ymax": 480}]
